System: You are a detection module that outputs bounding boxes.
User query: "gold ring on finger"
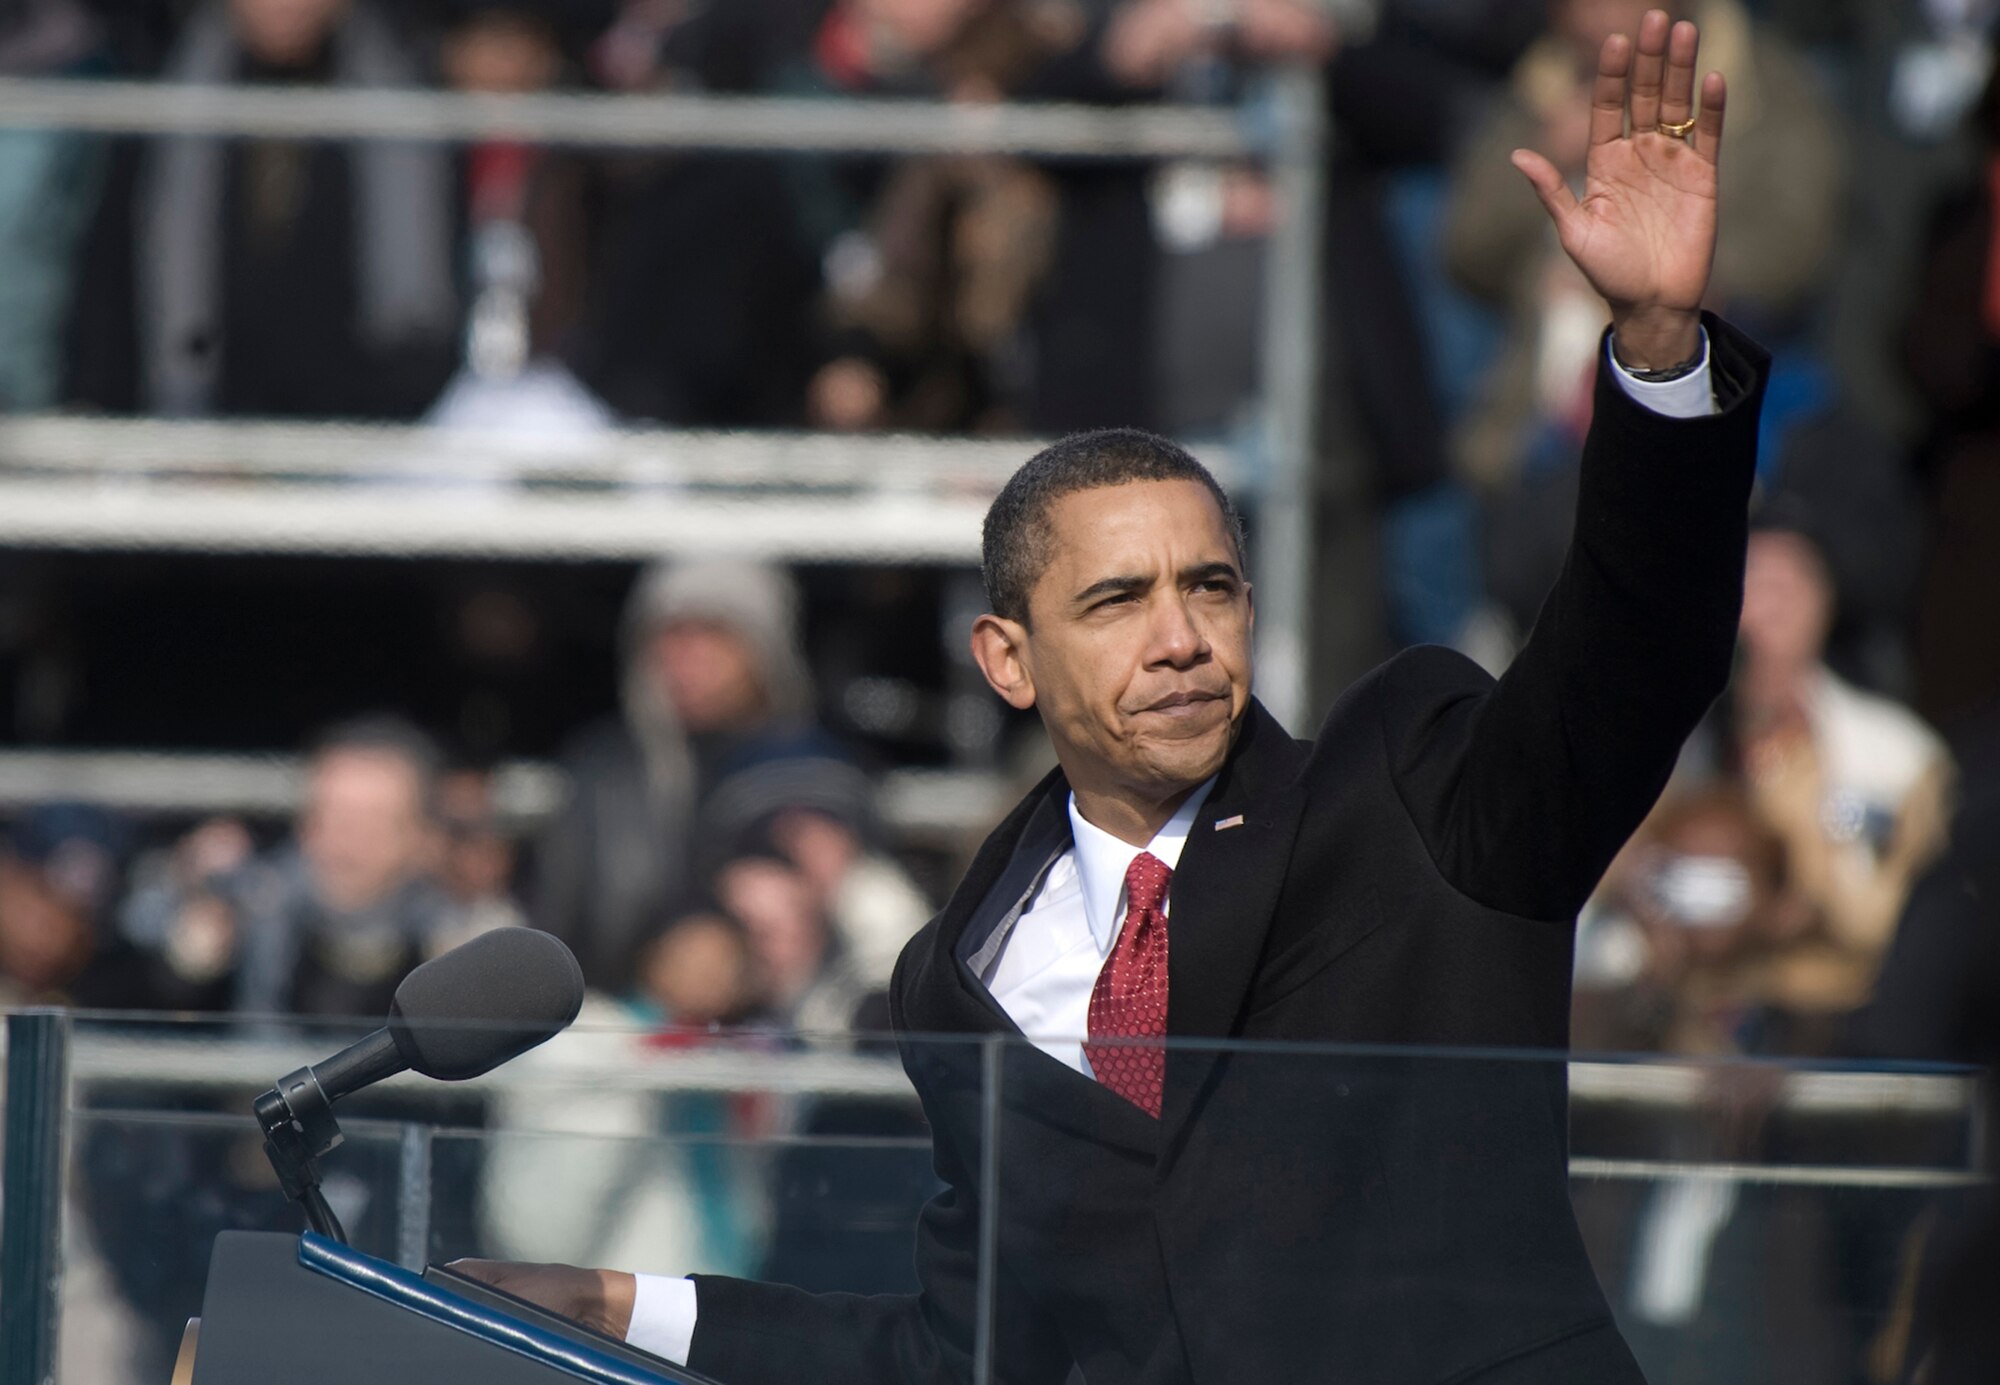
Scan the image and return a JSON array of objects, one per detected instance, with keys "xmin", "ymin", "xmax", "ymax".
[{"xmin": 1656, "ymin": 115, "xmax": 1698, "ymax": 138}]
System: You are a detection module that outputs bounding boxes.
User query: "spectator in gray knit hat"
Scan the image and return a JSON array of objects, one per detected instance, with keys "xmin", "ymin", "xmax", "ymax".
[{"xmin": 531, "ymin": 558, "xmax": 875, "ymax": 995}]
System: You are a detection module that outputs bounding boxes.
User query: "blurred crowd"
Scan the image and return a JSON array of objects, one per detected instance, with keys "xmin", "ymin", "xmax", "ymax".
[
  {"xmin": 2, "ymin": 0, "xmax": 1341, "ymax": 434},
  {"xmin": 0, "ymin": 0, "xmax": 1996, "ymax": 1146},
  {"xmin": 3, "ymin": 555, "xmax": 933, "ymax": 1049},
  {"xmin": 0, "ymin": 0, "xmax": 1991, "ymax": 1069},
  {"xmin": 2, "ymin": 7, "xmax": 1998, "ymax": 1376}
]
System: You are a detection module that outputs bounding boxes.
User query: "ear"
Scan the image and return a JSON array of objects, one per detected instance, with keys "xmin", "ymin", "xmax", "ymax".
[{"xmin": 970, "ymin": 614, "xmax": 1037, "ymax": 711}]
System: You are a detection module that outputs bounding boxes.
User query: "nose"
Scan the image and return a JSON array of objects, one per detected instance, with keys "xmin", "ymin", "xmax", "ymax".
[{"xmin": 1147, "ymin": 591, "xmax": 1210, "ymax": 669}]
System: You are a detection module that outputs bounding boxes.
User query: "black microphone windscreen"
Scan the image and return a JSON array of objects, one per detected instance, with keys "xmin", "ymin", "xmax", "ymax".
[{"xmin": 387, "ymin": 928, "xmax": 584, "ymax": 1081}]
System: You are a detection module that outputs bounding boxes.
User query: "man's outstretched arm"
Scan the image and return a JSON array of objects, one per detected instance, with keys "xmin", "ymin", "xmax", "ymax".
[
  {"xmin": 451, "ymin": 997, "xmax": 1073, "ymax": 1385},
  {"xmin": 448, "ymin": 1186, "xmax": 981, "ymax": 1382},
  {"xmin": 1382, "ymin": 10, "xmax": 1768, "ymax": 921},
  {"xmin": 452, "ymin": 1143, "xmax": 1068, "ymax": 1385}
]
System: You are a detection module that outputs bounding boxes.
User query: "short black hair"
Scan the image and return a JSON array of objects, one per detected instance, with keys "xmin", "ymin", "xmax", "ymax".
[{"xmin": 980, "ymin": 428, "xmax": 1246, "ymax": 623}]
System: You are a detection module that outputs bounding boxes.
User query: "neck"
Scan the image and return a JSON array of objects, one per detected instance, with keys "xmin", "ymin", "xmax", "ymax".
[{"xmin": 1069, "ymin": 780, "xmax": 1201, "ymax": 848}]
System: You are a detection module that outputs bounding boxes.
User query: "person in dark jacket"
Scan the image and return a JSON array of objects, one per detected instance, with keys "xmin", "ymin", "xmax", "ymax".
[
  {"xmin": 120, "ymin": 715, "xmax": 454, "ymax": 1017},
  {"xmin": 459, "ymin": 13, "xmax": 1762, "ymax": 1382},
  {"xmin": 531, "ymin": 558, "xmax": 874, "ymax": 994},
  {"xmin": 64, "ymin": 0, "xmax": 459, "ymax": 419}
]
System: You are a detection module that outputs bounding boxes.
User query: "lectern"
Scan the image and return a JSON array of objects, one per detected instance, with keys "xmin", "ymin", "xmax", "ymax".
[{"xmin": 177, "ymin": 1231, "xmax": 722, "ymax": 1385}]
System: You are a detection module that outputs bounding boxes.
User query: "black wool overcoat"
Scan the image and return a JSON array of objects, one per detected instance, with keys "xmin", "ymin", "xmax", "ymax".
[{"xmin": 686, "ymin": 317, "xmax": 1770, "ymax": 1385}]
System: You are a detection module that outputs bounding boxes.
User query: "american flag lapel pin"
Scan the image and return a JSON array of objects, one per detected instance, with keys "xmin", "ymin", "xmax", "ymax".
[{"xmin": 1214, "ymin": 814, "xmax": 1246, "ymax": 831}]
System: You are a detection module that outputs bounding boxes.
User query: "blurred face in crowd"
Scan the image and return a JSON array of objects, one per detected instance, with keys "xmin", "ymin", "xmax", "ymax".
[
  {"xmin": 444, "ymin": 12, "xmax": 563, "ymax": 94},
  {"xmin": 300, "ymin": 747, "xmax": 439, "ymax": 915},
  {"xmin": 1554, "ymin": 0, "xmax": 1671, "ymax": 67},
  {"xmin": 975, "ymin": 480, "xmax": 1253, "ymax": 829},
  {"xmin": 229, "ymin": 0, "xmax": 349, "ymax": 67},
  {"xmin": 640, "ymin": 912, "xmax": 751, "ymax": 1027},
  {"xmin": 1739, "ymin": 530, "xmax": 1834, "ymax": 675},
  {"xmin": 857, "ymin": 0, "xmax": 989, "ymax": 59},
  {"xmin": 438, "ymin": 769, "xmax": 515, "ymax": 904},
  {"xmin": 647, "ymin": 619, "xmax": 770, "ymax": 735},
  {"xmin": 0, "ymin": 854, "xmax": 95, "ymax": 992},
  {"xmin": 717, "ymin": 857, "xmax": 828, "ymax": 1011},
  {"xmin": 771, "ymin": 809, "xmax": 861, "ymax": 904}
]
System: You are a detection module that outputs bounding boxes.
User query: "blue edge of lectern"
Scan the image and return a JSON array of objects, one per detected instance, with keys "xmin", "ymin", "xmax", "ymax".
[{"xmin": 298, "ymin": 1231, "xmax": 673, "ymax": 1385}]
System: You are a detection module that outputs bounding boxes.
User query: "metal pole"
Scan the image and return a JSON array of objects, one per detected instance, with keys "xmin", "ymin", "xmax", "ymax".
[
  {"xmin": 1252, "ymin": 66, "xmax": 1328, "ymax": 732},
  {"xmin": 396, "ymin": 1123, "xmax": 434, "ymax": 1270},
  {"xmin": 1, "ymin": 1009, "xmax": 72, "ymax": 1385},
  {"xmin": 0, "ymin": 78, "xmax": 1252, "ymax": 160},
  {"xmin": 972, "ymin": 1036, "xmax": 1003, "ymax": 1385}
]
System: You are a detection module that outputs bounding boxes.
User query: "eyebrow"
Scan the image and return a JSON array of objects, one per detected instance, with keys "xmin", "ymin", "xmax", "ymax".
[{"xmin": 1070, "ymin": 560, "xmax": 1242, "ymax": 608}]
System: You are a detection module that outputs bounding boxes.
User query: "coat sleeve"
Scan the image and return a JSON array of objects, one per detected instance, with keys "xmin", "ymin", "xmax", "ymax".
[
  {"xmin": 679, "ymin": 966, "xmax": 1072, "ymax": 1385},
  {"xmin": 683, "ymin": 1179, "xmax": 1066, "ymax": 1385},
  {"xmin": 1378, "ymin": 313, "xmax": 1769, "ymax": 922}
]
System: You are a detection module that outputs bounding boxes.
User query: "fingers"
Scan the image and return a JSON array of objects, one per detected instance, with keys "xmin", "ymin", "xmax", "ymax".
[
  {"xmin": 1693, "ymin": 70, "xmax": 1727, "ymax": 164},
  {"xmin": 1589, "ymin": 33, "xmax": 1632, "ymax": 147},
  {"xmin": 1657, "ymin": 19, "xmax": 1699, "ymax": 131},
  {"xmin": 1627, "ymin": 8, "xmax": 1672, "ymax": 133},
  {"xmin": 1510, "ymin": 148, "xmax": 1580, "ymax": 235},
  {"xmin": 444, "ymin": 1258, "xmax": 507, "ymax": 1283}
]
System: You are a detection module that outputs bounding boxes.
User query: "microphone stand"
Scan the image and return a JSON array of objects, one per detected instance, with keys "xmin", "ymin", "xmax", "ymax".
[
  {"xmin": 255, "ymin": 1069, "xmax": 347, "ymax": 1242},
  {"xmin": 254, "ymin": 1030, "xmax": 403, "ymax": 1244}
]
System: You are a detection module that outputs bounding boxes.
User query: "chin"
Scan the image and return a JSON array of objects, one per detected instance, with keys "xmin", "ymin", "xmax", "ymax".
[{"xmin": 1138, "ymin": 728, "xmax": 1232, "ymax": 789}]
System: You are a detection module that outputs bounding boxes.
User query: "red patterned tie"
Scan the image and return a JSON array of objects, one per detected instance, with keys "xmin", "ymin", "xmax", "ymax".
[{"xmin": 1086, "ymin": 851, "xmax": 1171, "ymax": 1118}]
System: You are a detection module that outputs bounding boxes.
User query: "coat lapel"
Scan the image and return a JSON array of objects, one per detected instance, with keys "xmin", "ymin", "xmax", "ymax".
[
  {"xmin": 896, "ymin": 763, "xmax": 1160, "ymax": 1157},
  {"xmin": 895, "ymin": 763, "xmax": 1068, "ymax": 1039},
  {"xmin": 895, "ymin": 699, "xmax": 1308, "ymax": 1163},
  {"xmin": 1159, "ymin": 700, "xmax": 1308, "ymax": 1162}
]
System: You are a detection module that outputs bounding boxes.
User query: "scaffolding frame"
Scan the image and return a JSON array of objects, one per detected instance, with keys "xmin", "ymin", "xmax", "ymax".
[{"xmin": 0, "ymin": 70, "xmax": 1333, "ymax": 727}]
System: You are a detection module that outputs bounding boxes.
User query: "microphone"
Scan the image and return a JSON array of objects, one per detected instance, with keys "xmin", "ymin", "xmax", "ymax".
[
  {"xmin": 310, "ymin": 926, "xmax": 588, "ymax": 1099},
  {"xmin": 255, "ymin": 928, "xmax": 585, "ymax": 1240}
]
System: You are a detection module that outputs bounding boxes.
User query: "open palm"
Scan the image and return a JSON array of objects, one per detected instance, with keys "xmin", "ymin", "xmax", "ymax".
[{"xmin": 1512, "ymin": 12, "xmax": 1726, "ymax": 355}]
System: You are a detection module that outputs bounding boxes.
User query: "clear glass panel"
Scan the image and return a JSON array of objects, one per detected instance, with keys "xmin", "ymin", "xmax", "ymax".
[
  {"xmin": 986, "ymin": 1035, "xmax": 1980, "ymax": 1385},
  {"xmin": 24, "ymin": 1014, "xmax": 1983, "ymax": 1384},
  {"xmin": 48, "ymin": 1011, "xmax": 961, "ymax": 1383}
]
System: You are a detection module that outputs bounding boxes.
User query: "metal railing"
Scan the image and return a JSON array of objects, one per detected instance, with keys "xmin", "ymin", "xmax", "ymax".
[
  {"xmin": 0, "ymin": 417, "xmax": 1237, "ymax": 564},
  {"xmin": 52, "ymin": 1017, "xmax": 1985, "ymax": 1121},
  {"xmin": 0, "ymin": 72, "xmax": 1332, "ymax": 727},
  {"xmin": 2, "ymin": 1009, "xmax": 1984, "ymax": 1377},
  {"xmin": 0, "ymin": 748, "xmax": 1014, "ymax": 839},
  {"xmin": 0, "ymin": 78, "xmax": 1257, "ymax": 158}
]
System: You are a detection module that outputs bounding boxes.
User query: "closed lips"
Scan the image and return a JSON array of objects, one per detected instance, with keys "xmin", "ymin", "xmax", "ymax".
[{"xmin": 1139, "ymin": 692, "xmax": 1225, "ymax": 713}]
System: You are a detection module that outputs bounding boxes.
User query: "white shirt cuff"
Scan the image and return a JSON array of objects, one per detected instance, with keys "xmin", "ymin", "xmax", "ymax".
[
  {"xmin": 1607, "ymin": 327, "xmax": 1716, "ymax": 418},
  {"xmin": 625, "ymin": 1273, "xmax": 698, "ymax": 1366}
]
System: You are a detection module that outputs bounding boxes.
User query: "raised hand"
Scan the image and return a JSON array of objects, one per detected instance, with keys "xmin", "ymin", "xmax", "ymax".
[{"xmin": 1509, "ymin": 10, "xmax": 1726, "ymax": 370}]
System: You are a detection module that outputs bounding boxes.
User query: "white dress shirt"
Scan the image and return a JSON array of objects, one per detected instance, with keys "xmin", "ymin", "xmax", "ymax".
[
  {"xmin": 623, "ymin": 338, "xmax": 1718, "ymax": 1364},
  {"xmin": 981, "ymin": 778, "xmax": 1214, "ymax": 1074}
]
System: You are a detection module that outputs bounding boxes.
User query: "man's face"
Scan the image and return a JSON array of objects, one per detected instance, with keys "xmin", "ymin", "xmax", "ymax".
[
  {"xmin": 717, "ymin": 858, "xmax": 827, "ymax": 1007},
  {"xmin": 647, "ymin": 620, "xmax": 768, "ymax": 735},
  {"xmin": 1739, "ymin": 531, "xmax": 1832, "ymax": 673},
  {"xmin": 642, "ymin": 914, "xmax": 749, "ymax": 1026},
  {"xmin": 994, "ymin": 479, "xmax": 1253, "ymax": 806},
  {"xmin": 300, "ymin": 749, "xmax": 435, "ymax": 915},
  {"xmin": 443, "ymin": 14, "xmax": 562, "ymax": 95},
  {"xmin": 856, "ymin": 0, "xmax": 987, "ymax": 60},
  {"xmin": 229, "ymin": 0, "xmax": 348, "ymax": 67},
  {"xmin": 0, "ymin": 856, "xmax": 94, "ymax": 991}
]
